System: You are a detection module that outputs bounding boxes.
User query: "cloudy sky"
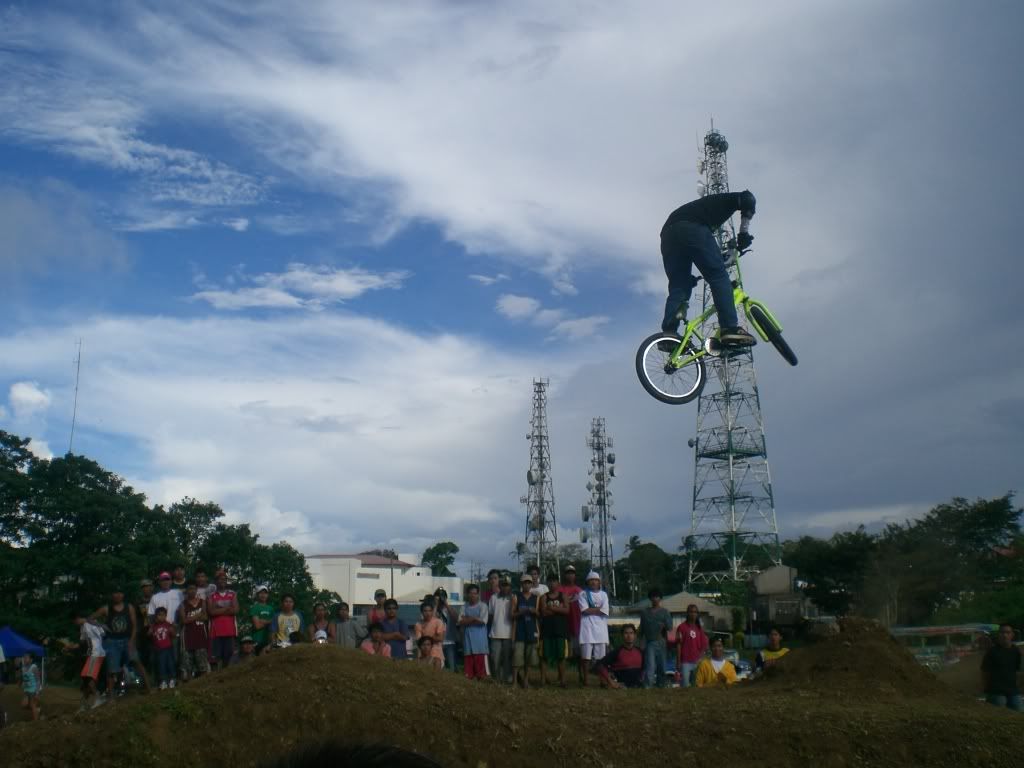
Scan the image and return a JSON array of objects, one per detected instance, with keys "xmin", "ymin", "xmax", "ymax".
[{"xmin": 1, "ymin": 1, "xmax": 1021, "ymax": 572}]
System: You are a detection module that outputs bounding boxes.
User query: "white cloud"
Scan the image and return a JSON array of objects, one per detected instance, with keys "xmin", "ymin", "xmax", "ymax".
[
  {"xmin": 469, "ymin": 273, "xmax": 509, "ymax": 286},
  {"xmin": 551, "ymin": 316, "xmax": 610, "ymax": 340},
  {"xmin": 0, "ymin": 404, "xmax": 7, "ymax": 420},
  {"xmin": 9, "ymin": 381, "xmax": 52, "ymax": 418},
  {"xmin": 27, "ymin": 438, "xmax": 53, "ymax": 460},
  {"xmin": 192, "ymin": 263, "xmax": 409, "ymax": 311},
  {"xmin": 496, "ymin": 294, "xmax": 540, "ymax": 320},
  {"xmin": 223, "ymin": 218, "xmax": 250, "ymax": 232},
  {"xmin": 496, "ymin": 293, "xmax": 607, "ymax": 339}
]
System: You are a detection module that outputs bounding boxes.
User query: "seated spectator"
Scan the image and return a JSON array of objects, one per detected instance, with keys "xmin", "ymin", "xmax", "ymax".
[
  {"xmin": 236, "ymin": 636, "xmax": 257, "ymax": 663},
  {"xmin": 754, "ymin": 627, "xmax": 789, "ymax": 675},
  {"xmin": 331, "ymin": 602, "xmax": 367, "ymax": 649},
  {"xmin": 694, "ymin": 637, "xmax": 737, "ymax": 688},
  {"xmin": 416, "ymin": 636, "xmax": 443, "ymax": 669},
  {"xmin": 414, "ymin": 602, "xmax": 445, "ymax": 667},
  {"xmin": 594, "ymin": 624, "xmax": 644, "ymax": 689},
  {"xmin": 361, "ymin": 623, "xmax": 392, "ymax": 657},
  {"xmin": 270, "ymin": 594, "xmax": 305, "ymax": 648},
  {"xmin": 308, "ymin": 602, "xmax": 335, "ymax": 644},
  {"xmin": 982, "ymin": 623, "xmax": 1021, "ymax": 711},
  {"xmin": 381, "ymin": 599, "xmax": 410, "ymax": 660}
]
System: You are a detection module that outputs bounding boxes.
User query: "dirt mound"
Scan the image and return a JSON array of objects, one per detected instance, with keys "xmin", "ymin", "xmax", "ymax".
[
  {"xmin": 757, "ymin": 617, "xmax": 951, "ymax": 699},
  {"xmin": 3, "ymin": 642, "xmax": 1023, "ymax": 768}
]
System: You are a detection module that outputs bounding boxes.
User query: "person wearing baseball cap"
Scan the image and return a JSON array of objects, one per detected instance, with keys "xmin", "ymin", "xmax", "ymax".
[
  {"xmin": 250, "ymin": 585, "xmax": 274, "ymax": 655},
  {"xmin": 369, "ymin": 589, "xmax": 388, "ymax": 625},
  {"xmin": 578, "ymin": 571, "xmax": 610, "ymax": 687},
  {"xmin": 147, "ymin": 571, "xmax": 184, "ymax": 638},
  {"xmin": 237, "ymin": 636, "xmax": 256, "ymax": 663}
]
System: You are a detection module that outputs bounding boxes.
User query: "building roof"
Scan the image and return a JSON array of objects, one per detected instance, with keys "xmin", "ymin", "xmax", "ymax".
[{"xmin": 309, "ymin": 553, "xmax": 417, "ymax": 568}]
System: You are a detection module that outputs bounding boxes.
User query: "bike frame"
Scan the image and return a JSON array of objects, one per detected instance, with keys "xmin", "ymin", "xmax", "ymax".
[{"xmin": 666, "ymin": 252, "xmax": 784, "ymax": 368}]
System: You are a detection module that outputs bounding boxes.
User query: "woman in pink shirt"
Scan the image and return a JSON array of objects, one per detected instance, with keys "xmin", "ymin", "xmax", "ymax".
[
  {"xmin": 361, "ymin": 623, "xmax": 392, "ymax": 657},
  {"xmin": 414, "ymin": 602, "xmax": 446, "ymax": 664}
]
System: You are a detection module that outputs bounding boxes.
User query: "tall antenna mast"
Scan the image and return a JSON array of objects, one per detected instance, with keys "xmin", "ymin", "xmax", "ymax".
[
  {"xmin": 581, "ymin": 417, "xmax": 617, "ymax": 595},
  {"xmin": 68, "ymin": 339, "xmax": 83, "ymax": 455},
  {"xmin": 520, "ymin": 379, "xmax": 559, "ymax": 576}
]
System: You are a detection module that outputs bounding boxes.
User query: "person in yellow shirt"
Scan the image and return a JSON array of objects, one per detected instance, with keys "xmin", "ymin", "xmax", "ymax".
[
  {"xmin": 755, "ymin": 627, "xmax": 790, "ymax": 675},
  {"xmin": 694, "ymin": 637, "xmax": 738, "ymax": 688}
]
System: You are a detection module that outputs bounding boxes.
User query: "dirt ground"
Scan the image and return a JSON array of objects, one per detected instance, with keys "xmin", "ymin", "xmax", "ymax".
[{"xmin": 2, "ymin": 619, "xmax": 1022, "ymax": 768}]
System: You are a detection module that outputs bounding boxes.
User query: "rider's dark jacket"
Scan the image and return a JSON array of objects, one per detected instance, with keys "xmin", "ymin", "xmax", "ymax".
[{"xmin": 661, "ymin": 191, "xmax": 756, "ymax": 234}]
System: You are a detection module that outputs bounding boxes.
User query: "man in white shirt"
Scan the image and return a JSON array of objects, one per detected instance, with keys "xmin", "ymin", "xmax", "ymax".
[
  {"xmin": 147, "ymin": 572, "xmax": 184, "ymax": 630},
  {"xmin": 526, "ymin": 564, "xmax": 548, "ymax": 597},
  {"xmin": 488, "ymin": 577, "xmax": 514, "ymax": 684},
  {"xmin": 577, "ymin": 571, "xmax": 610, "ymax": 687}
]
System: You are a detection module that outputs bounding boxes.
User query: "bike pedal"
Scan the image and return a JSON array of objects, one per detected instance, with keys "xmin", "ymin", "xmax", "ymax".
[{"xmin": 704, "ymin": 338, "xmax": 723, "ymax": 357}]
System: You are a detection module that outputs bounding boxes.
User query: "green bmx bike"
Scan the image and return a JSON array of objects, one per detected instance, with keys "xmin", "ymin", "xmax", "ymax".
[{"xmin": 635, "ymin": 247, "xmax": 797, "ymax": 405}]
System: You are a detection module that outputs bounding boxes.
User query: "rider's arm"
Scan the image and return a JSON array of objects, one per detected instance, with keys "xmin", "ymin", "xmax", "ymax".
[{"xmin": 738, "ymin": 190, "xmax": 756, "ymax": 234}]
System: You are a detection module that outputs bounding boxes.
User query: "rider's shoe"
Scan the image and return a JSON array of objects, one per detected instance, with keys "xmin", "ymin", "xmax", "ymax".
[{"xmin": 719, "ymin": 327, "xmax": 756, "ymax": 346}]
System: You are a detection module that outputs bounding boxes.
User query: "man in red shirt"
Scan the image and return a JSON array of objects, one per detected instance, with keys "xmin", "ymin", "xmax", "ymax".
[
  {"xmin": 206, "ymin": 570, "xmax": 238, "ymax": 671},
  {"xmin": 559, "ymin": 564, "xmax": 583, "ymax": 682},
  {"xmin": 674, "ymin": 603, "xmax": 708, "ymax": 687},
  {"xmin": 595, "ymin": 624, "xmax": 644, "ymax": 688}
]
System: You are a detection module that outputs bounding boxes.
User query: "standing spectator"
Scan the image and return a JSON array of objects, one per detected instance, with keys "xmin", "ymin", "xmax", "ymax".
[
  {"xmin": 136, "ymin": 578, "xmax": 155, "ymax": 679},
  {"xmin": 416, "ymin": 636, "xmax": 443, "ymax": 669},
  {"xmin": 368, "ymin": 589, "xmax": 388, "ymax": 626},
  {"xmin": 62, "ymin": 613, "xmax": 107, "ymax": 710},
  {"xmin": 308, "ymin": 603, "xmax": 335, "ymax": 644},
  {"xmin": 331, "ymin": 602, "xmax": 366, "ymax": 650},
  {"xmin": 194, "ymin": 567, "xmax": 215, "ymax": 600},
  {"xmin": 207, "ymin": 570, "xmax": 239, "ymax": 670},
  {"xmin": 250, "ymin": 585, "xmax": 275, "ymax": 655},
  {"xmin": 149, "ymin": 607, "xmax": 177, "ymax": 689},
  {"xmin": 177, "ymin": 581, "xmax": 210, "ymax": 680},
  {"xmin": 170, "ymin": 564, "xmax": 187, "ymax": 591},
  {"xmin": 694, "ymin": 637, "xmax": 737, "ymax": 688},
  {"xmin": 92, "ymin": 586, "xmax": 150, "ymax": 695},
  {"xmin": 638, "ymin": 589, "xmax": 673, "ymax": 688},
  {"xmin": 482, "ymin": 570, "xmax": 502, "ymax": 604},
  {"xmin": 20, "ymin": 652, "xmax": 40, "ymax": 720},
  {"xmin": 540, "ymin": 573, "xmax": 570, "ymax": 688},
  {"xmin": 361, "ymin": 623, "xmax": 392, "ymax": 657},
  {"xmin": 488, "ymin": 577, "xmax": 514, "ymax": 684},
  {"xmin": 459, "ymin": 584, "xmax": 489, "ymax": 680},
  {"xmin": 560, "ymin": 565, "xmax": 584, "ymax": 681},
  {"xmin": 675, "ymin": 604, "xmax": 708, "ymax": 688},
  {"xmin": 526, "ymin": 565, "xmax": 548, "ymax": 597},
  {"xmin": 982, "ymin": 623, "xmax": 1022, "ymax": 711},
  {"xmin": 270, "ymin": 594, "xmax": 304, "ymax": 647},
  {"xmin": 434, "ymin": 588, "xmax": 459, "ymax": 672},
  {"xmin": 147, "ymin": 572, "xmax": 184, "ymax": 634},
  {"xmin": 512, "ymin": 574, "xmax": 540, "ymax": 688},
  {"xmin": 595, "ymin": 624, "xmax": 644, "ymax": 689},
  {"xmin": 236, "ymin": 636, "xmax": 257, "ymax": 663},
  {"xmin": 754, "ymin": 627, "xmax": 790, "ymax": 675},
  {"xmin": 381, "ymin": 599, "xmax": 410, "ymax": 660},
  {"xmin": 577, "ymin": 571, "xmax": 610, "ymax": 687},
  {"xmin": 414, "ymin": 602, "xmax": 446, "ymax": 666}
]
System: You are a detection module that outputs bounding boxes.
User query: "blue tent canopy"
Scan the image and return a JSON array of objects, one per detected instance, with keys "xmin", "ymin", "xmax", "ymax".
[{"xmin": 0, "ymin": 625, "xmax": 46, "ymax": 658}]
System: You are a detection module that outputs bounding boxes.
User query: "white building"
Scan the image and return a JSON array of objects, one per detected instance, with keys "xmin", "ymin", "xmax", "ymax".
[{"xmin": 306, "ymin": 552, "xmax": 463, "ymax": 609}]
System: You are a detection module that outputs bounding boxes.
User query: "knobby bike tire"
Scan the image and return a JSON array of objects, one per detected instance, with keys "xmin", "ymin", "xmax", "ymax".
[
  {"xmin": 749, "ymin": 306, "xmax": 798, "ymax": 366},
  {"xmin": 635, "ymin": 332, "xmax": 707, "ymax": 404}
]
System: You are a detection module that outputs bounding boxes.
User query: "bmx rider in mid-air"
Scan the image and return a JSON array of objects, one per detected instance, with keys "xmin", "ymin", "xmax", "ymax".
[{"xmin": 660, "ymin": 190, "xmax": 757, "ymax": 346}]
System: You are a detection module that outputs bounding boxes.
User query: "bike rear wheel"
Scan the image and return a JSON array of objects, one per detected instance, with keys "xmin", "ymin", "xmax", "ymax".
[
  {"xmin": 635, "ymin": 333, "xmax": 707, "ymax": 404},
  {"xmin": 749, "ymin": 306, "xmax": 798, "ymax": 366}
]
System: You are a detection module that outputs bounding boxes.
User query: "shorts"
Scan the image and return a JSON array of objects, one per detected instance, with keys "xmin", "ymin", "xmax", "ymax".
[
  {"xmin": 581, "ymin": 642, "xmax": 607, "ymax": 661},
  {"xmin": 182, "ymin": 647, "xmax": 211, "ymax": 676},
  {"xmin": 513, "ymin": 640, "xmax": 538, "ymax": 667},
  {"xmin": 81, "ymin": 657, "xmax": 105, "ymax": 680},
  {"xmin": 542, "ymin": 636, "xmax": 568, "ymax": 662},
  {"xmin": 212, "ymin": 636, "xmax": 235, "ymax": 666},
  {"xmin": 104, "ymin": 637, "xmax": 138, "ymax": 671}
]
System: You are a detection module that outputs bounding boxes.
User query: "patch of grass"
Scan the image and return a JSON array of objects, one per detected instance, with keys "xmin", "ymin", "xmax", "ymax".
[{"xmin": 159, "ymin": 692, "xmax": 203, "ymax": 723}]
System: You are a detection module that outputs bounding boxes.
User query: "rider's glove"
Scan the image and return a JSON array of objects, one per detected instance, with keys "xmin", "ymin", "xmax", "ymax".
[{"xmin": 737, "ymin": 231, "xmax": 754, "ymax": 250}]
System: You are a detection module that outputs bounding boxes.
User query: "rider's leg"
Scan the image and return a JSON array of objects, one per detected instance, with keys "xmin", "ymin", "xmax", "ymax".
[
  {"xmin": 690, "ymin": 228, "xmax": 754, "ymax": 345},
  {"xmin": 660, "ymin": 227, "xmax": 698, "ymax": 334}
]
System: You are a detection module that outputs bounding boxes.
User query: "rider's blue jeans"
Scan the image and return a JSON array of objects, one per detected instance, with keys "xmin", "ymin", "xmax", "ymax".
[{"xmin": 661, "ymin": 220, "xmax": 738, "ymax": 333}]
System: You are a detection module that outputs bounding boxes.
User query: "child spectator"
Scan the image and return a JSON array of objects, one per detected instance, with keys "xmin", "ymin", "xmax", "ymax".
[
  {"xmin": 416, "ymin": 636, "xmax": 443, "ymax": 669},
  {"xmin": 177, "ymin": 581, "xmax": 210, "ymax": 680},
  {"xmin": 512, "ymin": 574, "xmax": 540, "ymax": 688},
  {"xmin": 270, "ymin": 594, "xmax": 305, "ymax": 647},
  {"xmin": 368, "ymin": 589, "xmax": 388, "ymax": 626},
  {"xmin": 638, "ymin": 588, "xmax": 672, "ymax": 688},
  {"xmin": 149, "ymin": 606, "xmax": 177, "ymax": 690},
  {"xmin": 414, "ymin": 602, "xmax": 445, "ymax": 666},
  {"xmin": 595, "ymin": 624, "xmax": 644, "ymax": 689},
  {"xmin": 488, "ymin": 577, "xmax": 514, "ymax": 684},
  {"xmin": 236, "ymin": 636, "xmax": 257, "ymax": 662},
  {"xmin": 250, "ymin": 585, "xmax": 274, "ymax": 654},
  {"xmin": 675, "ymin": 604, "xmax": 708, "ymax": 688},
  {"xmin": 361, "ymin": 623, "xmax": 392, "ymax": 657},
  {"xmin": 540, "ymin": 573, "xmax": 570, "ymax": 687},
  {"xmin": 207, "ymin": 570, "xmax": 239, "ymax": 670},
  {"xmin": 308, "ymin": 602, "xmax": 335, "ymax": 644},
  {"xmin": 147, "ymin": 572, "xmax": 184, "ymax": 633},
  {"xmin": 459, "ymin": 584, "xmax": 489, "ymax": 680},
  {"xmin": 754, "ymin": 627, "xmax": 790, "ymax": 675},
  {"xmin": 332, "ymin": 602, "xmax": 366, "ymax": 649},
  {"xmin": 62, "ymin": 612, "xmax": 107, "ymax": 710},
  {"xmin": 577, "ymin": 571, "xmax": 610, "ymax": 687},
  {"xmin": 694, "ymin": 637, "xmax": 737, "ymax": 688},
  {"xmin": 20, "ymin": 652, "xmax": 40, "ymax": 720},
  {"xmin": 381, "ymin": 599, "xmax": 410, "ymax": 660}
]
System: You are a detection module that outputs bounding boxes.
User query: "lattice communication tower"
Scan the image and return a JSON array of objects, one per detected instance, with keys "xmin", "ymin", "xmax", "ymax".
[
  {"xmin": 580, "ymin": 418, "xmax": 616, "ymax": 594},
  {"xmin": 686, "ymin": 125, "xmax": 781, "ymax": 585},
  {"xmin": 521, "ymin": 379, "xmax": 559, "ymax": 576}
]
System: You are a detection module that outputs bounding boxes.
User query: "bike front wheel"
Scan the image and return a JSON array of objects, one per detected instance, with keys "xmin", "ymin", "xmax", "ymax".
[
  {"xmin": 635, "ymin": 333, "xmax": 707, "ymax": 404},
  {"xmin": 749, "ymin": 306, "xmax": 798, "ymax": 366}
]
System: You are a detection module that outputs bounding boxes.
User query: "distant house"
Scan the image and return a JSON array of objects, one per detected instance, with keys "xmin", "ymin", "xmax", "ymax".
[
  {"xmin": 752, "ymin": 564, "xmax": 816, "ymax": 628},
  {"xmin": 627, "ymin": 591, "xmax": 733, "ymax": 632},
  {"xmin": 306, "ymin": 552, "xmax": 463, "ymax": 611}
]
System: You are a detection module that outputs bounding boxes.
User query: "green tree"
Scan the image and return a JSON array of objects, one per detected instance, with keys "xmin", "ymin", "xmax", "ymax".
[{"xmin": 421, "ymin": 541, "xmax": 459, "ymax": 576}]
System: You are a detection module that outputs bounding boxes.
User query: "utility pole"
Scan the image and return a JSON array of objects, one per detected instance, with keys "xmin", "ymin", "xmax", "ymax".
[{"xmin": 68, "ymin": 339, "xmax": 82, "ymax": 455}]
